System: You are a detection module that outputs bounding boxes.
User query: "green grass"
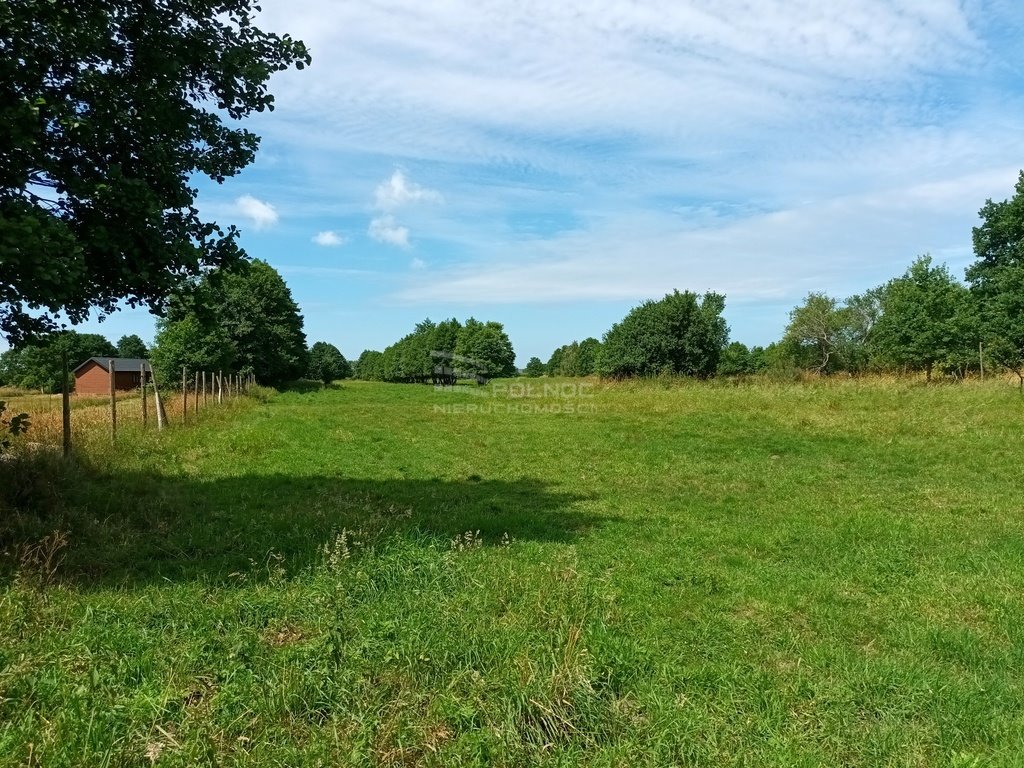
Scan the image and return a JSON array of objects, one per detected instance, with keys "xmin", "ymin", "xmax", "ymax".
[{"xmin": 2, "ymin": 378, "xmax": 1024, "ymax": 766}]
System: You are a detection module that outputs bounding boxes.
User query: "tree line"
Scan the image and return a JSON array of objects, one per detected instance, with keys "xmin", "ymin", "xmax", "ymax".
[
  {"xmin": 4, "ymin": 172, "xmax": 1023, "ymax": 391},
  {"xmin": 0, "ymin": 260, "xmax": 352, "ymax": 393},
  {"xmin": 354, "ymin": 319, "xmax": 515, "ymax": 383},
  {"xmin": 535, "ymin": 173, "xmax": 1024, "ymax": 385}
]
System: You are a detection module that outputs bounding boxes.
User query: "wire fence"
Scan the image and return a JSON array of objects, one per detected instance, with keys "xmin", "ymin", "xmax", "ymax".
[{"xmin": 1, "ymin": 366, "xmax": 258, "ymax": 457}]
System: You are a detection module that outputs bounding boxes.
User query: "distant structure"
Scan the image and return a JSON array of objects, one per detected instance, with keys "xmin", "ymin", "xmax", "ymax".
[{"xmin": 73, "ymin": 357, "xmax": 151, "ymax": 395}]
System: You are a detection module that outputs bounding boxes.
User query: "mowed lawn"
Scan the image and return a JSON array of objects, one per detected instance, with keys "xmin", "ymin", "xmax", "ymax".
[{"xmin": 2, "ymin": 379, "xmax": 1024, "ymax": 766}]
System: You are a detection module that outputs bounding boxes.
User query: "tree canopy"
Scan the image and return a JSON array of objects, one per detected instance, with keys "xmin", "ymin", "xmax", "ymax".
[
  {"xmin": 308, "ymin": 342, "xmax": 349, "ymax": 386},
  {"xmin": 598, "ymin": 291, "xmax": 728, "ymax": 378},
  {"xmin": 454, "ymin": 319, "xmax": 516, "ymax": 380},
  {"xmin": 968, "ymin": 172, "xmax": 1024, "ymax": 385},
  {"xmin": 872, "ymin": 256, "xmax": 977, "ymax": 379},
  {"xmin": 968, "ymin": 171, "xmax": 1024, "ymax": 286},
  {"xmin": 545, "ymin": 338, "xmax": 601, "ymax": 376},
  {"xmin": 151, "ymin": 260, "xmax": 307, "ymax": 386},
  {"xmin": 524, "ymin": 357, "xmax": 545, "ymax": 377},
  {"xmin": 782, "ymin": 292, "xmax": 848, "ymax": 374},
  {"xmin": 353, "ymin": 317, "xmax": 515, "ymax": 383},
  {"xmin": 0, "ymin": 0, "xmax": 309, "ymax": 343},
  {"xmin": 717, "ymin": 342, "xmax": 767, "ymax": 377},
  {"xmin": 115, "ymin": 334, "xmax": 149, "ymax": 359}
]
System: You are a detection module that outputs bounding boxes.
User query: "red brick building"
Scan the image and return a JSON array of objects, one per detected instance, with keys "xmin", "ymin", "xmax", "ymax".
[{"xmin": 73, "ymin": 358, "xmax": 151, "ymax": 396}]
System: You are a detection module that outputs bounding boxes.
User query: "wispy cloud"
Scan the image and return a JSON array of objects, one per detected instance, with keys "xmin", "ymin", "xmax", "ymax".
[
  {"xmin": 235, "ymin": 194, "xmax": 279, "ymax": 230},
  {"xmin": 393, "ymin": 167, "xmax": 1019, "ymax": 305},
  {"xmin": 312, "ymin": 230, "xmax": 345, "ymax": 246},
  {"xmin": 368, "ymin": 215, "xmax": 410, "ymax": 248}
]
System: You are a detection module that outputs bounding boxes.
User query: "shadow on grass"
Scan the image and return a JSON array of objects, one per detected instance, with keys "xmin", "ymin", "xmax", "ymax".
[{"xmin": 1, "ymin": 465, "xmax": 601, "ymax": 587}]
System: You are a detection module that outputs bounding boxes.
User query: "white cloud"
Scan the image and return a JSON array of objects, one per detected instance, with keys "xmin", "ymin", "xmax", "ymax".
[
  {"xmin": 235, "ymin": 195, "xmax": 279, "ymax": 230},
  {"xmin": 392, "ymin": 166, "xmax": 1019, "ymax": 305},
  {"xmin": 235, "ymin": 0, "xmax": 1022, "ymax": 351},
  {"xmin": 410, "ymin": 257, "xmax": 426, "ymax": 270},
  {"xmin": 374, "ymin": 170, "xmax": 443, "ymax": 210},
  {"xmin": 368, "ymin": 215, "xmax": 410, "ymax": 247},
  {"xmin": 312, "ymin": 230, "xmax": 345, "ymax": 246}
]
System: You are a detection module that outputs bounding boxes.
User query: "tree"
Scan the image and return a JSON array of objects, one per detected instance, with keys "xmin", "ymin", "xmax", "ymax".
[
  {"xmin": 967, "ymin": 172, "xmax": 1024, "ymax": 386},
  {"xmin": 872, "ymin": 256, "xmax": 978, "ymax": 380},
  {"xmin": 455, "ymin": 319, "xmax": 516, "ymax": 380},
  {"xmin": 842, "ymin": 287, "xmax": 885, "ymax": 373},
  {"xmin": 977, "ymin": 265, "xmax": 1024, "ymax": 387},
  {"xmin": 546, "ymin": 347, "xmax": 565, "ymax": 376},
  {"xmin": 0, "ymin": 0, "xmax": 310, "ymax": 343},
  {"xmin": 968, "ymin": 171, "xmax": 1024, "ymax": 285},
  {"xmin": 717, "ymin": 341, "xmax": 753, "ymax": 376},
  {"xmin": 524, "ymin": 357, "xmax": 545, "ymax": 377},
  {"xmin": 0, "ymin": 330, "xmax": 116, "ymax": 392},
  {"xmin": 152, "ymin": 260, "xmax": 307, "ymax": 386},
  {"xmin": 354, "ymin": 350, "xmax": 384, "ymax": 381},
  {"xmin": 576, "ymin": 338, "xmax": 601, "ymax": 376},
  {"xmin": 431, "ymin": 318, "xmax": 462, "ymax": 357},
  {"xmin": 782, "ymin": 293, "xmax": 847, "ymax": 374},
  {"xmin": 598, "ymin": 290, "xmax": 728, "ymax": 378},
  {"xmin": 149, "ymin": 314, "xmax": 234, "ymax": 384},
  {"xmin": 116, "ymin": 334, "xmax": 149, "ymax": 359},
  {"xmin": 558, "ymin": 342, "xmax": 581, "ymax": 376},
  {"xmin": 308, "ymin": 342, "xmax": 348, "ymax": 386}
]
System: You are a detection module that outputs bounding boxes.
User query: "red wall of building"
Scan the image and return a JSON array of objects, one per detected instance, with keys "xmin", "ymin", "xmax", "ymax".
[{"xmin": 74, "ymin": 362, "xmax": 141, "ymax": 395}]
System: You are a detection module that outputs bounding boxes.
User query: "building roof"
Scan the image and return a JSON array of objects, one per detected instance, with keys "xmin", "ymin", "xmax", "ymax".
[{"xmin": 72, "ymin": 357, "xmax": 152, "ymax": 375}]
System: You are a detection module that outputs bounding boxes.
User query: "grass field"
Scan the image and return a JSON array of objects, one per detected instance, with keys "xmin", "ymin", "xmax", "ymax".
[{"xmin": 2, "ymin": 378, "xmax": 1024, "ymax": 766}]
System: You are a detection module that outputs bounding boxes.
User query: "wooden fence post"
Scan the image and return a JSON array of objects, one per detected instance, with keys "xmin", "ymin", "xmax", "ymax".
[
  {"xmin": 202, "ymin": 371, "xmax": 207, "ymax": 407},
  {"xmin": 194, "ymin": 371, "xmax": 200, "ymax": 414},
  {"xmin": 152, "ymin": 369, "xmax": 167, "ymax": 430},
  {"xmin": 108, "ymin": 358, "xmax": 117, "ymax": 442},
  {"xmin": 181, "ymin": 367, "xmax": 188, "ymax": 425},
  {"xmin": 62, "ymin": 352, "xmax": 71, "ymax": 457},
  {"xmin": 140, "ymin": 363, "xmax": 148, "ymax": 427}
]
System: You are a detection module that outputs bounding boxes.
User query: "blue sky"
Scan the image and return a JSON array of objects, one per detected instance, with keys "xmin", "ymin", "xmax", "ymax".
[{"xmin": 20, "ymin": 0, "xmax": 1024, "ymax": 365}]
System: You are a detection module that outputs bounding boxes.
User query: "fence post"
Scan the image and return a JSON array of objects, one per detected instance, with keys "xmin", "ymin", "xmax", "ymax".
[
  {"xmin": 181, "ymin": 367, "xmax": 187, "ymax": 425},
  {"xmin": 202, "ymin": 371, "xmax": 207, "ymax": 407},
  {"xmin": 152, "ymin": 369, "xmax": 167, "ymax": 430},
  {"xmin": 108, "ymin": 358, "xmax": 117, "ymax": 443},
  {"xmin": 194, "ymin": 371, "xmax": 200, "ymax": 414},
  {"xmin": 218, "ymin": 371, "xmax": 223, "ymax": 404},
  {"xmin": 140, "ymin": 363, "xmax": 148, "ymax": 428},
  {"xmin": 62, "ymin": 352, "xmax": 71, "ymax": 457}
]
